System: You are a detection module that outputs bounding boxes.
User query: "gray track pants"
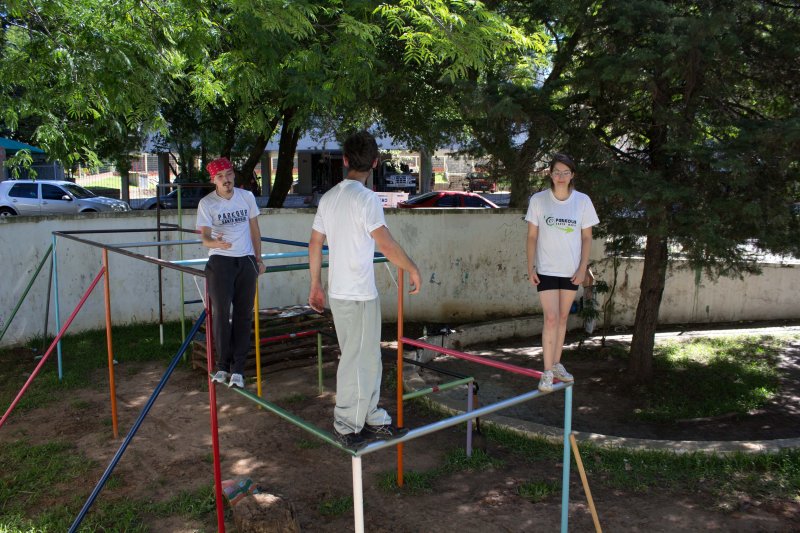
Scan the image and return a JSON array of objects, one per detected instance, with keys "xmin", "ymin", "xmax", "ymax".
[{"xmin": 329, "ymin": 297, "xmax": 391, "ymax": 435}]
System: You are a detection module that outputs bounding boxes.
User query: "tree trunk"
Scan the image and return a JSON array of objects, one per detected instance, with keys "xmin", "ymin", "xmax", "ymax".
[
  {"xmin": 627, "ymin": 229, "xmax": 669, "ymax": 382},
  {"xmin": 117, "ymin": 157, "xmax": 131, "ymax": 203},
  {"xmin": 267, "ymin": 108, "xmax": 300, "ymax": 208},
  {"xmin": 419, "ymin": 147, "xmax": 433, "ymax": 193},
  {"xmin": 507, "ymin": 157, "xmax": 532, "ymax": 208},
  {"xmin": 239, "ymin": 118, "xmax": 280, "ymax": 193}
]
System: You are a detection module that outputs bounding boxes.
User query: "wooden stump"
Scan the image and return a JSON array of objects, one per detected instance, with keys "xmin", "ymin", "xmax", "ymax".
[{"xmin": 232, "ymin": 493, "xmax": 301, "ymax": 533}]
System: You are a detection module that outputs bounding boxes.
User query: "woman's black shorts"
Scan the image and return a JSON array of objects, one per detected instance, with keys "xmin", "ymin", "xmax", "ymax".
[{"xmin": 536, "ymin": 273, "xmax": 578, "ymax": 292}]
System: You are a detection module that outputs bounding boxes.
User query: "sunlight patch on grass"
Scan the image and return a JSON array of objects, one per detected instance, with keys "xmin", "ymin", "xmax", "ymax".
[{"xmin": 638, "ymin": 335, "xmax": 786, "ymax": 422}]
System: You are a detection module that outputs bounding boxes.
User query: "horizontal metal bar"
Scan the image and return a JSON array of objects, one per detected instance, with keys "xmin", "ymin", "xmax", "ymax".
[
  {"xmin": 227, "ymin": 385, "xmax": 356, "ymax": 457},
  {"xmin": 171, "ymin": 250, "xmax": 329, "ymax": 267},
  {"xmin": 401, "ymin": 337, "xmax": 543, "ymax": 379},
  {"xmin": 53, "ymin": 232, "xmax": 206, "ymax": 277},
  {"xmin": 112, "ymin": 239, "xmax": 202, "ymax": 248},
  {"xmin": 403, "ymin": 377, "xmax": 474, "ymax": 400},
  {"xmin": 356, "ymin": 383, "xmax": 569, "ymax": 456}
]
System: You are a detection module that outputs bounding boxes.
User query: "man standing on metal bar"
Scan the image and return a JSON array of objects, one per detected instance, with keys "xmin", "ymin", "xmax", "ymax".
[
  {"xmin": 197, "ymin": 157, "xmax": 265, "ymax": 389},
  {"xmin": 308, "ymin": 130, "xmax": 422, "ymax": 450}
]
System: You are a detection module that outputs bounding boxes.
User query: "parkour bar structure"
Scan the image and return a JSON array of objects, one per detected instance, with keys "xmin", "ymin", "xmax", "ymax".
[{"xmin": 0, "ymin": 225, "xmax": 576, "ymax": 533}]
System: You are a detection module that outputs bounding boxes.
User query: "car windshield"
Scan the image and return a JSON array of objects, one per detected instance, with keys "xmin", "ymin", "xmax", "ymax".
[
  {"xmin": 62, "ymin": 183, "xmax": 96, "ymax": 199},
  {"xmin": 404, "ymin": 192, "xmax": 440, "ymax": 205}
]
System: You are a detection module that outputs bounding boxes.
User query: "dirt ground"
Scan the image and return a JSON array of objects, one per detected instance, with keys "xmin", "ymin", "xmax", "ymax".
[
  {"xmin": 2, "ymin": 332, "xmax": 800, "ymax": 532},
  {"xmin": 427, "ymin": 334, "xmax": 800, "ymax": 442}
]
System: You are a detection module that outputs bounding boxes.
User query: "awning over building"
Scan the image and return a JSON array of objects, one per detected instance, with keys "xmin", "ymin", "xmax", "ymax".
[{"xmin": 0, "ymin": 137, "xmax": 44, "ymax": 154}]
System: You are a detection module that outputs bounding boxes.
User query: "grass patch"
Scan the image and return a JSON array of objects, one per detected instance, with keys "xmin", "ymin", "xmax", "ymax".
[
  {"xmin": 638, "ymin": 335, "xmax": 786, "ymax": 422},
  {"xmin": 518, "ymin": 480, "xmax": 559, "ymax": 503},
  {"xmin": 0, "ymin": 439, "xmax": 216, "ymax": 531},
  {"xmin": 297, "ymin": 438, "xmax": 322, "ymax": 450},
  {"xmin": 318, "ymin": 495, "xmax": 352, "ymax": 517},
  {"xmin": 478, "ymin": 423, "xmax": 800, "ymax": 503},
  {"xmin": 377, "ymin": 469, "xmax": 435, "ymax": 495},
  {"xmin": 377, "ymin": 447, "xmax": 503, "ymax": 495},
  {"xmin": 0, "ymin": 322, "xmax": 188, "ymax": 413},
  {"xmin": 0, "ymin": 441, "xmax": 93, "ymax": 514},
  {"xmin": 150, "ymin": 484, "xmax": 216, "ymax": 520},
  {"xmin": 278, "ymin": 393, "xmax": 308, "ymax": 405}
]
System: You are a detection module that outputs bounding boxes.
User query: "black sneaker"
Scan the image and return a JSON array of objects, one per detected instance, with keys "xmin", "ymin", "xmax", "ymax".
[
  {"xmin": 363, "ymin": 424, "xmax": 409, "ymax": 441},
  {"xmin": 335, "ymin": 431, "xmax": 369, "ymax": 450}
]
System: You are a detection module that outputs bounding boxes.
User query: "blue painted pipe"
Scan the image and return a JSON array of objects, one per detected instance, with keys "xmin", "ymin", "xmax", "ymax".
[{"xmin": 69, "ymin": 311, "xmax": 206, "ymax": 532}]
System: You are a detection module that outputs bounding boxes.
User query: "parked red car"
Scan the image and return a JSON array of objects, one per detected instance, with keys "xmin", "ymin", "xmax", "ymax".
[
  {"xmin": 463, "ymin": 171, "xmax": 496, "ymax": 193},
  {"xmin": 397, "ymin": 191, "xmax": 499, "ymax": 209}
]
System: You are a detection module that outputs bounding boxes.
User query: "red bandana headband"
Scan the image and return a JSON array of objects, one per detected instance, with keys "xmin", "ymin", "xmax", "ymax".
[{"xmin": 207, "ymin": 157, "xmax": 233, "ymax": 178}]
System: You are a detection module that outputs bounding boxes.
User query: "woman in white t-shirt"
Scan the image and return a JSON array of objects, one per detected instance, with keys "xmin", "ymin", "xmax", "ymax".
[{"xmin": 525, "ymin": 154, "xmax": 599, "ymax": 392}]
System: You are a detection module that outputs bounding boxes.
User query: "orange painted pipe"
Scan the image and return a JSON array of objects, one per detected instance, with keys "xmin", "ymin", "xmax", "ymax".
[{"xmin": 102, "ymin": 250, "xmax": 119, "ymax": 439}]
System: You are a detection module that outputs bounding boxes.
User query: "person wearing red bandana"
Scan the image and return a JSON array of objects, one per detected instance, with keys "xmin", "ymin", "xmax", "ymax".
[{"xmin": 197, "ymin": 157, "xmax": 265, "ymax": 389}]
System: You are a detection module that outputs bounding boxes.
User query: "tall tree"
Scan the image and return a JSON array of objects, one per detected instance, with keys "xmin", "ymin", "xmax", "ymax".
[{"xmin": 563, "ymin": 0, "xmax": 800, "ymax": 381}]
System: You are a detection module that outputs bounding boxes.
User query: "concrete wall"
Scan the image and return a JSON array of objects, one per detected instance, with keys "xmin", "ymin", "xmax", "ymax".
[{"xmin": 0, "ymin": 208, "xmax": 798, "ymax": 347}]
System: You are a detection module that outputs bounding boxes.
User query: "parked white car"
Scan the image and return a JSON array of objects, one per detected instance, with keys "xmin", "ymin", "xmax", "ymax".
[{"xmin": 0, "ymin": 180, "xmax": 131, "ymax": 216}]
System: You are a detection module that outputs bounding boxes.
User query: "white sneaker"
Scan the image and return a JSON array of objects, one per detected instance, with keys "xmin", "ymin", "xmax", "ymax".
[
  {"xmin": 228, "ymin": 373, "xmax": 245, "ymax": 388},
  {"xmin": 551, "ymin": 363, "xmax": 574, "ymax": 382},
  {"xmin": 538, "ymin": 370, "xmax": 554, "ymax": 393},
  {"xmin": 211, "ymin": 371, "xmax": 229, "ymax": 384}
]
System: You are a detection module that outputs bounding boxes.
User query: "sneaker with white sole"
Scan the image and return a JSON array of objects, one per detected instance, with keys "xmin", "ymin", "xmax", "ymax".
[
  {"xmin": 538, "ymin": 370, "xmax": 554, "ymax": 393},
  {"xmin": 551, "ymin": 363, "xmax": 574, "ymax": 382},
  {"xmin": 228, "ymin": 373, "xmax": 245, "ymax": 388},
  {"xmin": 211, "ymin": 371, "xmax": 230, "ymax": 384}
]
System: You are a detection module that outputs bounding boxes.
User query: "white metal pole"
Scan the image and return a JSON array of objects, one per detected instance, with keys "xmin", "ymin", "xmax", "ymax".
[{"xmin": 352, "ymin": 456, "xmax": 364, "ymax": 533}]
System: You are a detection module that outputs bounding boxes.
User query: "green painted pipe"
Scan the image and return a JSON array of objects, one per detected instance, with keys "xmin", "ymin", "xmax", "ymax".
[
  {"xmin": 0, "ymin": 245, "xmax": 52, "ymax": 343},
  {"xmin": 228, "ymin": 385, "xmax": 356, "ymax": 456},
  {"xmin": 403, "ymin": 377, "xmax": 474, "ymax": 400}
]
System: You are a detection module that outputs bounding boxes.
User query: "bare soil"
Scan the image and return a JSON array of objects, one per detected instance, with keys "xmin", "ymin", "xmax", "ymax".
[{"xmin": 1, "ymin": 333, "xmax": 799, "ymax": 532}]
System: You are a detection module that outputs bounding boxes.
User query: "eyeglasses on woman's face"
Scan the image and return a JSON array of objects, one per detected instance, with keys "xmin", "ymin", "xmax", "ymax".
[{"xmin": 551, "ymin": 170, "xmax": 573, "ymax": 178}]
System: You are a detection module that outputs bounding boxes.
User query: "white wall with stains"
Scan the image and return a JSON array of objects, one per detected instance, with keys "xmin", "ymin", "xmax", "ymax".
[{"xmin": 0, "ymin": 208, "xmax": 797, "ymax": 347}]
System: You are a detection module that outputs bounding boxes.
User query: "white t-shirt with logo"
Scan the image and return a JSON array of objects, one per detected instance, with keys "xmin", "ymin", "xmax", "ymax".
[
  {"xmin": 196, "ymin": 188, "xmax": 260, "ymax": 257},
  {"xmin": 312, "ymin": 179, "xmax": 386, "ymax": 301},
  {"xmin": 525, "ymin": 189, "xmax": 599, "ymax": 277}
]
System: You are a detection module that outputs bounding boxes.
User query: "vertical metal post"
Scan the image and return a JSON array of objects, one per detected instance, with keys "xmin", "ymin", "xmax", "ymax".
[
  {"xmin": 156, "ymin": 190, "xmax": 164, "ymax": 345},
  {"xmin": 396, "ymin": 268, "xmax": 405, "ymax": 487},
  {"xmin": 254, "ymin": 285, "xmax": 263, "ymax": 398},
  {"xmin": 205, "ymin": 282, "xmax": 226, "ymax": 533},
  {"xmin": 102, "ymin": 250, "xmax": 119, "ymax": 439},
  {"xmin": 52, "ymin": 234, "xmax": 63, "ymax": 380},
  {"xmin": 317, "ymin": 332, "xmax": 323, "ymax": 395},
  {"xmin": 352, "ymin": 456, "xmax": 365, "ymax": 533},
  {"xmin": 561, "ymin": 385, "xmax": 573, "ymax": 533},
  {"xmin": 466, "ymin": 381, "xmax": 474, "ymax": 457},
  {"xmin": 178, "ymin": 186, "xmax": 186, "ymax": 344}
]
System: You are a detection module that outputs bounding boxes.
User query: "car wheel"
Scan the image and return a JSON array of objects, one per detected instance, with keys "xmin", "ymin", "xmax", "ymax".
[
  {"xmin": 148, "ymin": 204, "xmax": 158, "ymax": 209},
  {"xmin": 82, "ymin": 209, "xmax": 97, "ymax": 213},
  {"xmin": 0, "ymin": 207, "xmax": 17, "ymax": 217}
]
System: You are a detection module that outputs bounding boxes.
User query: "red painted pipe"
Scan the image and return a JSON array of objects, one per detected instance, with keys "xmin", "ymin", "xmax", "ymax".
[
  {"xmin": 205, "ymin": 285, "xmax": 226, "ymax": 533},
  {"xmin": 400, "ymin": 337, "xmax": 544, "ymax": 379},
  {"xmin": 0, "ymin": 267, "xmax": 106, "ymax": 430},
  {"xmin": 259, "ymin": 329, "xmax": 318, "ymax": 345}
]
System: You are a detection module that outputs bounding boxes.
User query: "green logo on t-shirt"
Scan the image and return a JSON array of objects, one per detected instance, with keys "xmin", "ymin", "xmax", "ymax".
[{"xmin": 545, "ymin": 216, "xmax": 576, "ymax": 233}]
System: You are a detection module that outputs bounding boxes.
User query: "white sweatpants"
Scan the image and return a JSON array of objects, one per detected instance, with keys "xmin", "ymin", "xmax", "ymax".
[{"xmin": 329, "ymin": 297, "xmax": 391, "ymax": 435}]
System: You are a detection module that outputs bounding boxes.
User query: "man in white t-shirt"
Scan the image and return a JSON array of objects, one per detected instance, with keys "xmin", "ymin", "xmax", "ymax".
[
  {"xmin": 308, "ymin": 131, "xmax": 422, "ymax": 450},
  {"xmin": 197, "ymin": 157, "xmax": 265, "ymax": 389}
]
